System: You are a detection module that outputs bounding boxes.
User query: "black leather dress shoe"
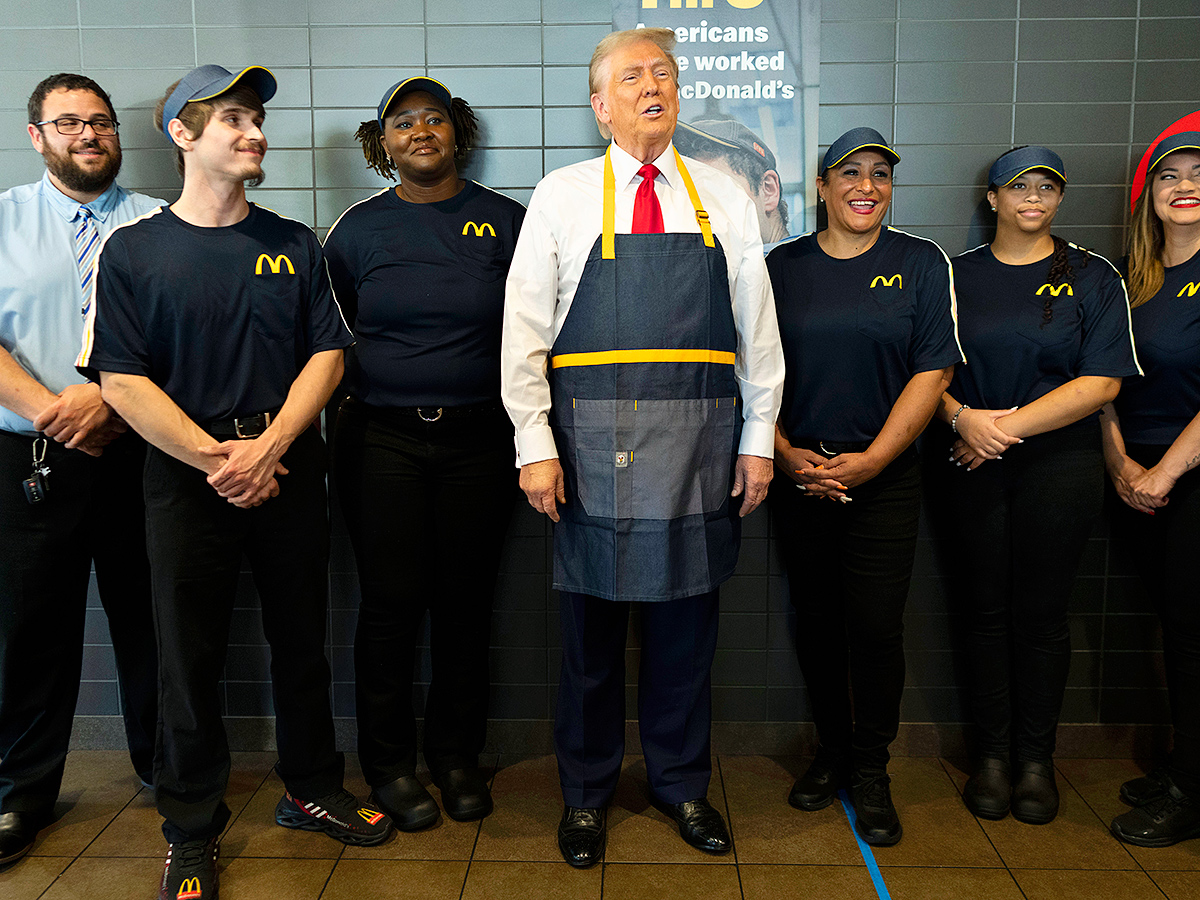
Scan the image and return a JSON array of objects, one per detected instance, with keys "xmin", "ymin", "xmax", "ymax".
[
  {"xmin": 1011, "ymin": 760, "xmax": 1059, "ymax": 825},
  {"xmin": 963, "ymin": 757, "xmax": 1010, "ymax": 820},
  {"xmin": 1120, "ymin": 766, "xmax": 1171, "ymax": 807},
  {"xmin": 1111, "ymin": 779, "xmax": 1200, "ymax": 847},
  {"xmin": 0, "ymin": 811, "xmax": 45, "ymax": 867},
  {"xmin": 652, "ymin": 797, "xmax": 731, "ymax": 854},
  {"xmin": 850, "ymin": 774, "xmax": 902, "ymax": 846},
  {"xmin": 433, "ymin": 768, "xmax": 493, "ymax": 821},
  {"xmin": 789, "ymin": 754, "xmax": 851, "ymax": 811},
  {"xmin": 558, "ymin": 807, "xmax": 606, "ymax": 868},
  {"xmin": 370, "ymin": 775, "xmax": 439, "ymax": 831}
]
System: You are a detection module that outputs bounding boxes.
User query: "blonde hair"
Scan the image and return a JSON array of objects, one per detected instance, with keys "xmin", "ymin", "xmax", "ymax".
[
  {"xmin": 588, "ymin": 27, "xmax": 678, "ymax": 140},
  {"xmin": 1126, "ymin": 181, "xmax": 1166, "ymax": 309}
]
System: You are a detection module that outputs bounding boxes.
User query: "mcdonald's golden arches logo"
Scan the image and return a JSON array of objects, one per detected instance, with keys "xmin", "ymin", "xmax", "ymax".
[
  {"xmin": 1178, "ymin": 282, "xmax": 1200, "ymax": 298},
  {"xmin": 462, "ymin": 221, "xmax": 496, "ymax": 237},
  {"xmin": 177, "ymin": 877, "xmax": 203, "ymax": 900},
  {"xmin": 1036, "ymin": 283, "xmax": 1073, "ymax": 297},
  {"xmin": 255, "ymin": 254, "xmax": 295, "ymax": 275},
  {"xmin": 870, "ymin": 274, "xmax": 902, "ymax": 289},
  {"xmin": 358, "ymin": 808, "xmax": 385, "ymax": 825}
]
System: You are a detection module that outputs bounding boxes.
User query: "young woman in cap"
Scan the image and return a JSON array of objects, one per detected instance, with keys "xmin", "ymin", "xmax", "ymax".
[
  {"xmin": 931, "ymin": 146, "xmax": 1139, "ymax": 825},
  {"xmin": 323, "ymin": 77, "xmax": 524, "ymax": 831},
  {"xmin": 1102, "ymin": 132, "xmax": 1200, "ymax": 847},
  {"xmin": 768, "ymin": 127, "xmax": 962, "ymax": 846}
]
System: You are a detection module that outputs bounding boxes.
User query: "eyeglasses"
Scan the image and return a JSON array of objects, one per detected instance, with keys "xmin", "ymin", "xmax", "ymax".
[{"xmin": 35, "ymin": 117, "xmax": 119, "ymax": 136}]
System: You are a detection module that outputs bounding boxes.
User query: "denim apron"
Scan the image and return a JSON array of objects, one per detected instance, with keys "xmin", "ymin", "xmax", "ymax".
[{"xmin": 549, "ymin": 148, "xmax": 742, "ymax": 601}]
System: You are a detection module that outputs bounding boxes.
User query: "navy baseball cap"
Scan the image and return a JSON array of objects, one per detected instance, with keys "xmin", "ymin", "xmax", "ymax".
[
  {"xmin": 677, "ymin": 117, "xmax": 777, "ymax": 171},
  {"xmin": 161, "ymin": 65, "xmax": 276, "ymax": 139},
  {"xmin": 1149, "ymin": 131, "xmax": 1200, "ymax": 172},
  {"xmin": 988, "ymin": 146, "xmax": 1066, "ymax": 188},
  {"xmin": 376, "ymin": 77, "xmax": 453, "ymax": 130},
  {"xmin": 821, "ymin": 127, "xmax": 900, "ymax": 173}
]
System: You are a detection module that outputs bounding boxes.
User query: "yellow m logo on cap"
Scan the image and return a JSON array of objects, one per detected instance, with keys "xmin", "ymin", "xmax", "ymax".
[
  {"xmin": 870, "ymin": 274, "xmax": 902, "ymax": 289},
  {"xmin": 255, "ymin": 254, "xmax": 295, "ymax": 275},
  {"xmin": 1036, "ymin": 284, "xmax": 1073, "ymax": 297},
  {"xmin": 462, "ymin": 221, "xmax": 496, "ymax": 237},
  {"xmin": 177, "ymin": 877, "xmax": 202, "ymax": 899},
  {"xmin": 1178, "ymin": 282, "xmax": 1200, "ymax": 298}
]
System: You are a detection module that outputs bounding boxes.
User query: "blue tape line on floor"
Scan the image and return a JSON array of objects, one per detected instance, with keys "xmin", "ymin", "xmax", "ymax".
[{"xmin": 837, "ymin": 788, "xmax": 893, "ymax": 900}]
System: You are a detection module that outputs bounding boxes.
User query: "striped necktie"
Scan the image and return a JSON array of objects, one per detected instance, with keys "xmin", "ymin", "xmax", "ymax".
[{"xmin": 74, "ymin": 206, "xmax": 100, "ymax": 315}]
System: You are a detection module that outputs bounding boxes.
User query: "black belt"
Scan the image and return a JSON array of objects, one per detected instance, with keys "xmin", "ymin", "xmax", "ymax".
[
  {"xmin": 344, "ymin": 397, "xmax": 505, "ymax": 423},
  {"xmin": 207, "ymin": 410, "xmax": 279, "ymax": 439},
  {"xmin": 799, "ymin": 439, "xmax": 873, "ymax": 457}
]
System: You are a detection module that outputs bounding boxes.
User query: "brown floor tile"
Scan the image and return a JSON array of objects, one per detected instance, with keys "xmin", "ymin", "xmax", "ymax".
[
  {"xmin": 719, "ymin": 756, "xmax": 862, "ymax": 866},
  {"xmin": 323, "ymin": 859, "xmax": 468, "ymax": 900},
  {"xmin": 605, "ymin": 757, "xmax": 732, "ymax": 864},
  {"xmin": 1151, "ymin": 870, "xmax": 1200, "ymax": 900},
  {"xmin": 220, "ymin": 770, "xmax": 345, "ymax": 859},
  {"xmin": 0, "ymin": 856, "xmax": 69, "ymax": 900},
  {"xmin": 474, "ymin": 756, "xmax": 563, "ymax": 862},
  {"xmin": 39, "ymin": 857, "xmax": 159, "ymax": 900},
  {"xmin": 883, "ymin": 866, "xmax": 1025, "ymax": 899},
  {"xmin": 219, "ymin": 856, "xmax": 337, "ymax": 897},
  {"xmin": 31, "ymin": 752, "xmax": 145, "ymax": 859},
  {"xmin": 603, "ymin": 862, "xmax": 741, "ymax": 900},
  {"xmin": 1013, "ymin": 868, "xmax": 1169, "ymax": 900},
  {"xmin": 739, "ymin": 864, "xmax": 880, "ymax": 900},
  {"xmin": 873, "ymin": 757, "xmax": 1002, "ymax": 867},
  {"xmin": 462, "ymin": 860, "xmax": 601, "ymax": 900}
]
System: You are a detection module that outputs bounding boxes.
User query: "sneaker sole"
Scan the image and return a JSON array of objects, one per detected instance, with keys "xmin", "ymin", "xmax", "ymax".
[
  {"xmin": 855, "ymin": 819, "xmax": 902, "ymax": 846},
  {"xmin": 788, "ymin": 791, "xmax": 836, "ymax": 812},
  {"xmin": 274, "ymin": 809, "xmax": 392, "ymax": 846},
  {"xmin": 1111, "ymin": 820, "xmax": 1200, "ymax": 848}
]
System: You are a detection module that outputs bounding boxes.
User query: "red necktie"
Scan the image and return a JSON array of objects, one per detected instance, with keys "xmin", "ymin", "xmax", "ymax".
[{"xmin": 632, "ymin": 164, "xmax": 664, "ymax": 234}]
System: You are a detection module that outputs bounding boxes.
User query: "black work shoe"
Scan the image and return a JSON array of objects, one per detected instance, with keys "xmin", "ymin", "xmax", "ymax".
[
  {"xmin": 1120, "ymin": 766, "xmax": 1171, "ymax": 808},
  {"xmin": 850, "ymin": 774, "xmax": 902, "ymax": 846},
  {"xmin": 0, "ymin": 811, "xmax": 46, "ymax": 867},
  {"xmin": 963, "ymin": 757, "xmax": 1011, "ymax": 820},
  {"xmin": 432, "ymin": 768, "xmax": 493, "ymax": 821},
  {"xmin": 651, "ymin": 797, "xmax": 732, "ymax": 854},
  {"xmin": 275, "ymin": 789, "xmax": 392, "ymax": 846},
  {"xmin": 789, "ymin": 754, "xmax": 851, "ymax": 811},
  {"xmin": 371, "ymin": 775, "xmax": 439, "ymax": 832},
  {"xmin": 1011, "ymin": 760, "xmax": 1059, "ymax": 825},
  {"xmin": 557, "ymin": 807, "xmax": 606, "ymax": 868},
  {"xmin": 1111, "ymin": 778, "xmax": 1200, "ymax": 847},
  {"xmin": 158, "ymin": 836, "xmax": 218, "ymax": 900}
]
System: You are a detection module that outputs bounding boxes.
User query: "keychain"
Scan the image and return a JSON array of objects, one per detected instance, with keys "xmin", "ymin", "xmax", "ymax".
[{"xmin": 23, "ymin": 437, "xmax": 50, "ymax": 504}]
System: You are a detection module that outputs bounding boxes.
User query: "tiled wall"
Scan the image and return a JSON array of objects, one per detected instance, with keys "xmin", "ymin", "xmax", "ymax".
[{"xmin": 4, "ymin": 0, "xmax": 1196, "ymax": 751}]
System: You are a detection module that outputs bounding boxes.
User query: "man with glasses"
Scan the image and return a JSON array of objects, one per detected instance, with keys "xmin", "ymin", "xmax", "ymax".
[{"xmin": 0, "ymin": 73, "xmax": 161, "ymax": 867}]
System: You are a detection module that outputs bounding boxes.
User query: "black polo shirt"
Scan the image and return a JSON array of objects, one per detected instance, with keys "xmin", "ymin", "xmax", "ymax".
[
  {"xmin": 79, "ymin": 204, "xmax": 352, "ymax": 423},
  {"xmin": 767, "ymin": 226, "xmax": 963, "ymax": 444}
]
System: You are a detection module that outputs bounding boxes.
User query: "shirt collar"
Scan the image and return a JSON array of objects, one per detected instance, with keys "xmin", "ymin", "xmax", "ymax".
[
  {"xmin": 38, "ymin": 169, "xmax": 125, "ymax": 224},
  {"xmin": 609, "ymin": 140, "xmax": 679, "ymax": 192}
]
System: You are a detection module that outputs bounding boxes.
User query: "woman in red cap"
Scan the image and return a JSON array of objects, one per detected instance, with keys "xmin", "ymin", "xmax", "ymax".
[{"xmin": 1103, "ymin": 131, "xmax": 1200, "ymax": 847}]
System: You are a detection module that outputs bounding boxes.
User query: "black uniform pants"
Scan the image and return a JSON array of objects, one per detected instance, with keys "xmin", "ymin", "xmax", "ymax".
[
  {"xmin": 331, "ymin": 399, "xmax": 515, "ymax": 786},
  {"xmin": 555, "ymin": 589, "xmax": 719, "ymax": 808},
  {"xmin": 0, "ymin": 429, "xmax": 156, "ymax": 815},
  {"xmin": 144, "ymin": 427, "xmax": 342, "ymax": 843},
  {"xmin": 771, "ymin": 449, "xmax": 921, "ymax": 775},
  {"xmin": 934, "ymin": 422, "xmax": 1103, "ymax": 762},
  {"xmin": 1112, "ymin": 442, "xmax": 1200, "ymax": 798}
]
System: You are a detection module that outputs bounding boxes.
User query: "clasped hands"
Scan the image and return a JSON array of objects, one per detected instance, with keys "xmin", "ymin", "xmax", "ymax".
[
  {"xmin": 949, "ymin": 407, "xmax": 1022, "ymax": 470},
  {"xmin": 198, "ymin": 435, "xmax": 288, "ymax": 509}
]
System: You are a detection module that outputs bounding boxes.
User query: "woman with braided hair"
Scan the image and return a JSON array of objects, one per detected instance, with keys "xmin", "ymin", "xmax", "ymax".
[
  {"xmin": 323, "ymin": 77, "xmax": 524, "ymax": 830},
  {"xmin": 930, "ymin": 146, "xmax": 1140, "ymax": 824}
]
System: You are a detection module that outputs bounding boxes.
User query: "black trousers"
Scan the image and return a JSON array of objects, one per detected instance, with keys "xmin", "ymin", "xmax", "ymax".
[
  {"xmin": 332, "ymin": 399, "xmax": 515, "ymax": 786},
  {"xmin": 144, "ymin": 427, "xmax": 342, "ymax": 843},
  {"xmin": 931, "ymin": 421, "xmax": 1103, "ymax": 762},
  {"xmin": 555, "ymin": 589, "xmax": 719, "ymax": 808},
  {"xmin": 1111, "ymin": 442, "xmax": 1200, "ymax": 798},
  {"xmin": 0, "ymin": 429, "xmax": 156, "ymax": 815},
  {"xmin": 771, "ymin": 449, "xmax": 921, "ymax": 775}
]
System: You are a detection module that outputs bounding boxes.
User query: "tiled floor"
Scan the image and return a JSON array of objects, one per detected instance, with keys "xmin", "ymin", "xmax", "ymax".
[{"xmin": 3, "ymin": 751, "xmax": 1198, "ymax": 899}]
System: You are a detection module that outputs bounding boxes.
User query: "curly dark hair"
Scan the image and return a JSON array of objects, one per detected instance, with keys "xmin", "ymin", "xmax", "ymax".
[{"xmin": 355, "ymin": 96, "xmax": 479, "ymax": 181}]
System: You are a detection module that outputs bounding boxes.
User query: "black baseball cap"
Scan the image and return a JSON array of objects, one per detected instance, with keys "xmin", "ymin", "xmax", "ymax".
[
  {"xmin": 376, "ymin": 77, "xmax": 453, "ymax": 130},
  {"xmin": 821, "ymin": 127, "xmax": 900, "ymax": 173},
  {"xmin": 161, "ymin": 65, "xmax": 276, "ymax": 139},
  {"xmin": 988, "ymin": 145, "xmax": 1067, "ymax": 188},
  {"xmin": 1148, "ymin": 131, "xmax": 1200, "ymax": 172}
]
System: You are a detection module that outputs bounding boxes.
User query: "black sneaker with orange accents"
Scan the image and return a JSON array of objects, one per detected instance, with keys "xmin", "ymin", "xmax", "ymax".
[
  {"xmin": 274, "ymin": 789, "xmax": 392, "ymax": 846},
  {"xmin": 158, "ymin": 836, "xmax": 218, "ymax": 900}
]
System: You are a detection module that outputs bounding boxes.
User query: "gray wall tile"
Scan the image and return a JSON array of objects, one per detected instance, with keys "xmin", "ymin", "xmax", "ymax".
[
  {"xmin": 1018, "ymin": 19, "xmax": 1136, "ymax": 61},
  {"xmin": 899, "ymin": 20, "xmax": 1015, "ymax": 62},
  {"xmin": 7, "ymin": 0, "xmax": 77, "ymax": 27},
  {"xmin": 1017, "ymin": 62, "xmax": 1133, "ymax": 103},
  {"xmin": 543, "ymin": 67, "xmax": 589, "ymax": 106},
  {"xmin": 542, "ymin": 106, "xmax": 597, "ymax": 147},
  {"xmin": 426, "ymin": 25, "xmax": 541, "ymax": 67},
  {"xmin": 260, "ymin": 109, "xmax": 312, "ymax": 149},
  {"xmin": 81, "ymin": 0, "xmax": 192, "ymax": 27},
  {"xmin": 82, "ymin": 27, "xmax": 195, "ymax": 70},
  {"xmin": 545, "ymin": 23, "xmax": 616, "ymax": 66},
  {"xmin": 315, "ymin": 147, "xmax": 387, "ymax": 190},
  {"xmin": 0, "ymin": 111, "xmax": 33, "ymax": 151},
  {"xmin": 194, "ymin": 0, "xmax": 305, "ymax": 27},
  {"xmin": 436, "ymin": 67, "xmax": 544, "ymax": 107},
  {"xmin": 313, "ymin": 108, "xmax": 374, "ymax": 148},
  {"xmin": 1020, "ymin": 0, "xmax": 1137, "ymax": 15},
  {"xmin": 1136, "ymin": 61, "xmax": 1200, "ymax": 102},
  {"xmin": 1139, "ymin": 17, "xmax": 1200, "ymax": 61},
  {"xmin": 1140, "ymin": 0, "xmax": 1200, "ymax": 15},
  {"xmin": 310, "ymin": 26, "xmax": 425, "ymax": 68},
  {"xmin": 0, "ymin": 30, "xmax": 81, "ymax": 72},
  {"xmin": 477, "ymin": 108, "xmax": 542, "ymax": 148},
  {"xmin": 308, "ymin": 0, "xmax": 423, "ymax": 25},
  {"xmin": 544, "ymin": 0, "xmax": 613, "ymax": 24},
  {"xmin": 311, "ymin": 69, "xmax": 400, "ymax": 109},
  {"xmin": 195, "ymin": 27, "xmax": 312, "ymax": 68},
  {"xmin": 895, "ymin": 103, "xmax": 1014, "ymax": 145},
  {"xmin": 426, "ymin": 0, "xmax": 541, "ymax": 24},
  {"xmin": 898, "ymin": 62, "xmax": 1014, "ymax": 103},
  {"xmin": 0, "ymin": 148, "xmax": 60, "ymax": 186},
  {"xmin": 247, "ymin": 189, "xmax": 316, "ymax": 226},
  {"xmin": 464, "ymin": 147, "xmax": 543, "ymax": 189},
  {"xmin": 85, "ymin": 69, "xmax": 195, "ymax": 109},
  {"xmin": 1014, "ymin": 103, "xmax": 1134, "ymax": 146},
  {"xmin": 821, "ymin": 21, "xmax": 895, "ymax": 64},
  {"xmin": 824, "ymin": 0, "xmax": 898, "ymax": 19},
  {"xmin": 893, "ymin": 143, "xmax": 1010, "ymax": 186},
  {"xmin": 899, "ymin": 0, "xmax": 1018, "ymax": 17},
  {"xmin": 1134, "ymin": 102, "xmax": 1200, "ymax": 146},
  {"xmin": 820, "ymin": 63, "xmax": 895, "ymax": 104}
]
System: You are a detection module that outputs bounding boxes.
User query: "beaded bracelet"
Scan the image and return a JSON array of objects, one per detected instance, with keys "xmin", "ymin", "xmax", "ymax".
[{"xmin": 951, "ymin": 404, "xmax": 970, "ymax": 434}]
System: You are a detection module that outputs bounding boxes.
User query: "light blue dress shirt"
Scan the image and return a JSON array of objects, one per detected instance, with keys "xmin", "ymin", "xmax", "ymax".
[{"xmin": 0, "ymin": 171, "xmax": 162, "ymax": 436}]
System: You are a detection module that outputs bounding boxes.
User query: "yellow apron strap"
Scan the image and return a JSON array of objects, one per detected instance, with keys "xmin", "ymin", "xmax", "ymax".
[
  {"xmin": 602, "ymin": 147, "xmax": 616, "ymax": 260},
  {"xmin": 674, "ymin": 147, "xmax": 715, "ymax": 249}
]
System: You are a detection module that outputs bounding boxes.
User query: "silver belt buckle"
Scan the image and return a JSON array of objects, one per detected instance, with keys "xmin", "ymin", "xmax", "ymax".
[
  {"xmin": 418, "ymin": 407, "xmax": 443, "ymax": 422},
  {"xmin": 234, "ymin": 411, "xmax": 271, "ymax": 439}
]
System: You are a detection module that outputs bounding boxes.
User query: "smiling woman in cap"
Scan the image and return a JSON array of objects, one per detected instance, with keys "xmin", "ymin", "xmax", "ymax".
[
  {"xmin": 767, "ymin": 127, "xmax": 962, "ymax": 846},
  {"xmin": 322, "ymin": 76, "xmax": 525, "ymax": 833},
  {"xmin": 1103, "ymin": 129, "xmax": 1200, "ymax": 848},
  {"xmin": 929, "ymin": 146, "xmax": 1139, "ymax": 827}
]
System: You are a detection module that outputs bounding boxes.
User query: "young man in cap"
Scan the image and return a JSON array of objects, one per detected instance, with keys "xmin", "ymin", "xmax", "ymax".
[
  {"xmin": 77, "ymin": 64, "xmax": 390, "ymax": 898},
  {"xmin": 0, "ymin": 72, "xmax": 160, "ymax": 868}
]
